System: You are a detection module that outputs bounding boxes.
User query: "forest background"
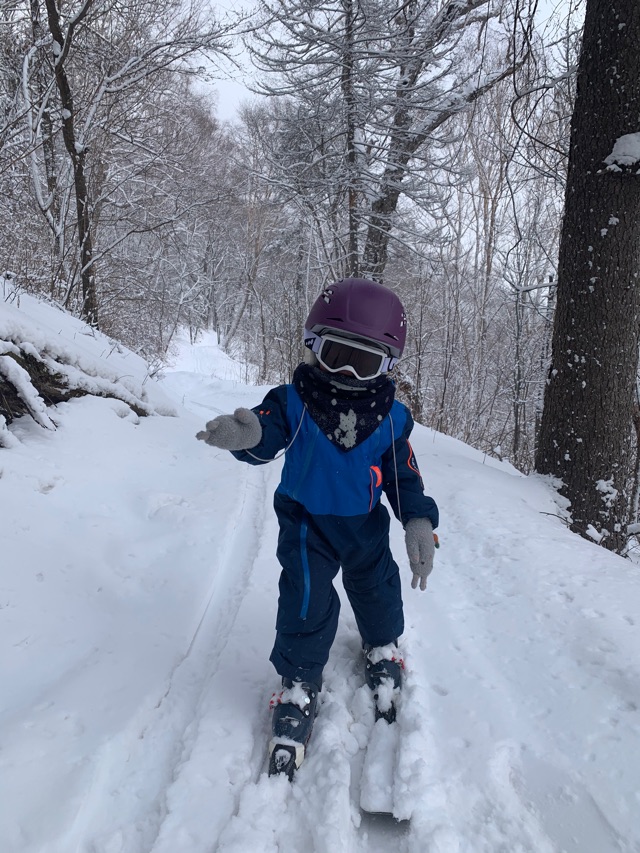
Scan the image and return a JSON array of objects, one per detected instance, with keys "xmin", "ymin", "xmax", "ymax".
[{"xmin": 6, "ymin": 0, "xmax": 634, "ymax": 542}]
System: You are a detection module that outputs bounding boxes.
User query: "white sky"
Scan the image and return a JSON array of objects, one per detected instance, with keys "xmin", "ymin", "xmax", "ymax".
[
  {"xmin": 206, "ymin": 0, "xmax": 256, "ymax": 121},
  {"xmin": 206, "ymin": 0, "xmax": 578, "ymax": 123}
]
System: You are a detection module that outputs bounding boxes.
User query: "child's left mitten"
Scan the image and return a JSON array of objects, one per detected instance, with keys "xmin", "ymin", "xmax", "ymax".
[
  {"xmin": 196, "ymin": 407, "xmax": 262, "ymax": 451},
  {"xmin": 405, "ymin": 517, "xmax": 435, "ymax": 591}
]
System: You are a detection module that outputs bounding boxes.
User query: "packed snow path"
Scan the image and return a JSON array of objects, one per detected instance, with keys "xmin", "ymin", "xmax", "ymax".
[{"xmin": 2, "ymin": 331, "xmax": 640, "ymax": 853}]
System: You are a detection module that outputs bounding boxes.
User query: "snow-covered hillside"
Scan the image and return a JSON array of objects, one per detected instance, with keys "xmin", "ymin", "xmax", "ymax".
[{"xmin": 1, "ymin": 293, "xmax": 640, "ymax": 853}]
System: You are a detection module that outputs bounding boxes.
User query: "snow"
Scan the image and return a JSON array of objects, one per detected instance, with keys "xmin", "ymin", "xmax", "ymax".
[
  {"xmin": 270, "ymin": 681, "xmax": 315, "ymax": 712},
  {"xmin": 2, "ymin": 294, "xmax": 640, "ymax": 853},
  {"xmin": 604, "ymin": 133, "xmax": 640, "ymax": 171},
  {"xmin": 596, "ymin": 477, "xmax": 618, "ymax": 508},
  {"xmin": 1, "ymin": 283, "xmax": 176, "ymax": 418}
]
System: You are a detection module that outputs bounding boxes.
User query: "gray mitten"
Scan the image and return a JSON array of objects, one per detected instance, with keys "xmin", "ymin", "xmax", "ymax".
[
  {"xmin": 196, "ymin": 407, "xmax": 262, "ymax": 451},
  {"xmin": 405, "ymin": 517, "xmax": 435, "ymax": 591}
]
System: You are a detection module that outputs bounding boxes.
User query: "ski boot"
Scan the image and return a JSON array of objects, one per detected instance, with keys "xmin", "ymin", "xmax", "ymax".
[
  {"xmin": 268, "ymin": 679, "xmax": 320, "ymax": 780},
  {"xmin": 364, "ymin": 643, "xmax": 404, "ymax": 723}
]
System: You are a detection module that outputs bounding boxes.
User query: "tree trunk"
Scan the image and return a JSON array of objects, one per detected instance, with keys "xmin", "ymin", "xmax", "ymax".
[
  {"xmin": 535, "ymin": 0, "xmax": 640, "ymax": 551},
  {"xmin": 30, "ymin": 0, "xmax": 64, "ymax": 293},
  {"xmin": 44, "ymin": 0, "xmax": 99, "ymax": 328}
]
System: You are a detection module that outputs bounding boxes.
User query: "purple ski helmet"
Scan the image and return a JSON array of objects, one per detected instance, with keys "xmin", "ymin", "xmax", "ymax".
[{"xmin": 304, "ymin": 278, "xmax": 407, "ymax": 359}]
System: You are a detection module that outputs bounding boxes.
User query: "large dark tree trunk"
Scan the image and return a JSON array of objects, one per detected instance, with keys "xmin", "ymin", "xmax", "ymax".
[{"xmin": 535, "ymin": 0, "xmax": 640, "ymax": 551}]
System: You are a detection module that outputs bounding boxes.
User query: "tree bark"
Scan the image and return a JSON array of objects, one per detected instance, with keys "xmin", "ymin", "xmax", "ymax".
[
  {"xmin": 44, "ymin": 0, "xmax": 99, "ymax": 327},
  {"xmin": 535, "ymin": 0, "xmax": 640, "ymax": 551}
]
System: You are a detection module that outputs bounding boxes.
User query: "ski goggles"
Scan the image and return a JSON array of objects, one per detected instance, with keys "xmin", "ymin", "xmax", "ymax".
[{"xmin": 307, "ymin": 332, "xmax": 395, "ymax": 380}]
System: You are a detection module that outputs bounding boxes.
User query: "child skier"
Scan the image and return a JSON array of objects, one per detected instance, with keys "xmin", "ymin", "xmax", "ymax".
[{"xmin": 197, "ymin": 277, "xmax": 439, "ymax": 778}]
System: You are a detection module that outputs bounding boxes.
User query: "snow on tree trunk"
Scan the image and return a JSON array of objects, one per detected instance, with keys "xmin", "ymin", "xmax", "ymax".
[{"xmin": 535, "ymin": 0, "xmax": 640, "ymax": 552}]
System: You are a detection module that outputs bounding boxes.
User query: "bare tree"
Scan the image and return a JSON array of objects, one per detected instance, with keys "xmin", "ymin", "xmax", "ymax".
[
  {"xmin": 248, "ymin": 0, "xmax": 529, "ymax": 281},
  {"xmin": 19, "ymin": 0, "xmax": 234, "ymax": 326}
]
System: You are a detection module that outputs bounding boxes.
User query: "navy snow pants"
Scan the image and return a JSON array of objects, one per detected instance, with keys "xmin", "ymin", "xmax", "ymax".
[{"xmin": 269, "ymin": 492, "xmax": 404, "ymax": 687}]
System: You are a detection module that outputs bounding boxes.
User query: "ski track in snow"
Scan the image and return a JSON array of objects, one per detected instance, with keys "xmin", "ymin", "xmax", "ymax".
[{"xmin": 62, "ymin": 462, "xmax": 277, "ymax": 853}]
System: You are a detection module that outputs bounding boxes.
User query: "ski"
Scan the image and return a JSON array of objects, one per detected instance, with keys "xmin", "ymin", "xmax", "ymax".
[
  {"xmin": 360, "ymin": 643, "xmax": 405, "ymax": 818},
  {"xmin": 359, "ymin": 716, "xmax": 401, "ymax": 816}
]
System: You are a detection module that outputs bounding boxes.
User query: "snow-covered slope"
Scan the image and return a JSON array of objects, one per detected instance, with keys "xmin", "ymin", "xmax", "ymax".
[{"xmin": 1, "ymin": 297, "xmax": 639, "ymax": 853}]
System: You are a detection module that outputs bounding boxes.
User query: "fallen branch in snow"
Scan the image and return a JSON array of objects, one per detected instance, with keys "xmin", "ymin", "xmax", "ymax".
[
  {"xmin": 539, "ymin": 510, "xmax": 573, "ymax": 527},
  {"xmin": 0, "ymin": 344, "xmax": 148, "ymax": 430}
]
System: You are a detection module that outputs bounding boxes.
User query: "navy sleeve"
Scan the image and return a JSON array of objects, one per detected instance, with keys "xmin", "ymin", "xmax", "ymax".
[
  {"xmin": 381, "ymin": 406, "xmax": 439, "ymax": 529},
  {"xmin": 231, "ymin": 385, "xmax": 290, "ymax": 466}
]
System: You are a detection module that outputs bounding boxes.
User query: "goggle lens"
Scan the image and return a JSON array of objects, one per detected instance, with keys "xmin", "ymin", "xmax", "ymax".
[{"xmin": 318, "ymin": 336, "xmax": 386, "ymax": 380}]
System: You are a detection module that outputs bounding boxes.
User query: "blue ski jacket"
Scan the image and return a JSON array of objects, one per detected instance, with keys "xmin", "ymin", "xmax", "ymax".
[{"xmin": 232, "ymin": 383, "xmax": 438, "ymax": 529}]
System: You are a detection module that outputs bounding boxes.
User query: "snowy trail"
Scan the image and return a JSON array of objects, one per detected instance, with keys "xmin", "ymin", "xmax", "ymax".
[
  {"xmin": 3, "ymin": 324, "xmax": 640, "ymax": 853},
  {"xmin": 47, "ymin": 455, "xmax": 277, "ymax": 853},
  {"xmin": 114, "ymin": 365, "xmax": 640, "ymax": 853},
  {"xmin": 407, "ymin": 446, "xmax": 640, "ymax": 853},
  {"xmin": 146, "ymin": 462, "xmax": 280, "ymax": 853},
  {"xmin": 149, "ymin": 362, "xmax": 640, "ymax": 853}
]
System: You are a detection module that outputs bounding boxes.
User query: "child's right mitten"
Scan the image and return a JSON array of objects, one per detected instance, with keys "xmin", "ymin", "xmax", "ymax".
[{"xmin": 196, "ymin": 407, "xmax": 262, "ymax": 451}]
